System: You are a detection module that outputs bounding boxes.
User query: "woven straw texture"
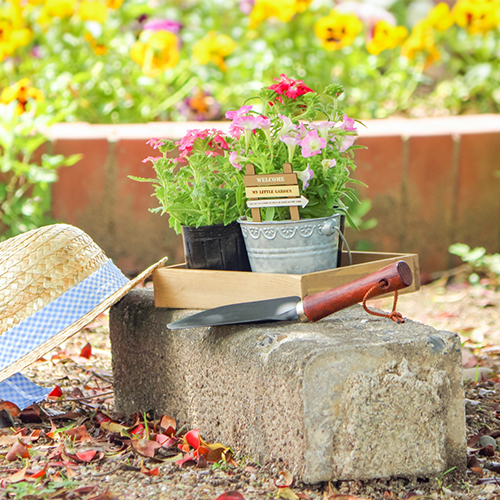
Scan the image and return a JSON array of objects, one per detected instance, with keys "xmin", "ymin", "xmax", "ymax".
[{"xmin": 0, "ymin": 224, "xmax": 108, "ymax": 336}]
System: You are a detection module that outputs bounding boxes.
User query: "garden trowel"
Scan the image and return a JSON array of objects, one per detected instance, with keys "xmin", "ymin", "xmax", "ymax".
[{"xmin": 167, "ymin": 261, "xmax": 413, "ymax": 329}]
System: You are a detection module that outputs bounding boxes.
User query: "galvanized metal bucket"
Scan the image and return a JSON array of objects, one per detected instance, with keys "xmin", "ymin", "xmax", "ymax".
[{"xmin": 238, "ymin": 215, "xmax": 350, "ymax": 274}]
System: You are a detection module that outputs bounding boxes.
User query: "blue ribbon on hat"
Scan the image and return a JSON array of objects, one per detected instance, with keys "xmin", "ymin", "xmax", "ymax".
[{"xmin": 0, "ymin": 259, "xmax": 129, "ymax": 409}]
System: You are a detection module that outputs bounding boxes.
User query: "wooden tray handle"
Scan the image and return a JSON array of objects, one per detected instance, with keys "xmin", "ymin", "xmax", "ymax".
[{"xmin": 302, "ymin": 261, "xmax": 413, "ymax": 322}]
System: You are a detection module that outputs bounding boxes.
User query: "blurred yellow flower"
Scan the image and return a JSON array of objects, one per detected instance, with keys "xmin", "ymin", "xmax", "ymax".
[
  {"xmin": 426, "ymin": 2, "xmax": 454, "ymax": 31},
  {"xmin": 43, "ymin": 0, "xmax": 77, "ymax": 18},
  {"xmin": 84, "ymin": 32, "xmax": 107, "ymax": 55},
  {"xmin": 0, "ymin": 78, "xmax": 44, "ymax": 115},
  {"xmin": 0, "ymin": 12, "xmax": 32, "ymax": 61},
  {"xmin": 401, "ymin": 20, "xmax": 440, "ymax": 68},
  {"xmin": 294, "ymin": 0, "xmax": 312, "ymax": 14},
  {"xmin": 192, "ymin": 31, "xmax": 236, "ymax": 72},
  {"xmin": 367, "ymin": 20, "xmax": 408, "ymax": 55},
  {"xmin": 314, "ymin": 9, "xmax": 363, "ymax": 50},
  {"xmin": 79, "ymin": 0, "xmax": 107, "ymax": 23},
  {"xmin": 453, "ymin": 0, "xmax": 500, "ymax": 35},
  {"xmin": 131, "ymin": 30, "xmax": 179, "ymax": 77},
  {"xmin": 106, "ymin": 0, "xmax": 123, "ymax": 8},
  {"xmin": 249, "ymin": 0, "xmax": 297, "ymax": 29}
]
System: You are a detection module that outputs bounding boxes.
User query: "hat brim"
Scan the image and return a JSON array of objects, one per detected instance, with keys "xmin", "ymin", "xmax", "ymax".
[{"xmin": 0, "ymin": 257, "xmax": 167, "ymax": 383}]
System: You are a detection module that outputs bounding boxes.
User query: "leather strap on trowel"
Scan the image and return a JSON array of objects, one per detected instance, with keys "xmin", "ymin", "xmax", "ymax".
[
  {"xmin": 300, "ymin": 261, "xmax": 413, "ymax": 323},
  {"xmin": 363, "ymin": 284, "xmax": 405, "ymax": 324}
]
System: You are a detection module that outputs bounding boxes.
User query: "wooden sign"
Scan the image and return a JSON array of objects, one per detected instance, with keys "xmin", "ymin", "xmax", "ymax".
[{"xmin": 244, "ymin": 163, "xmax": 305, "ymax": 222}]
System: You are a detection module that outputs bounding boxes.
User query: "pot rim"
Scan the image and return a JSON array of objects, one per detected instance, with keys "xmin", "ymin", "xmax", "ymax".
[{"xmin": 237, "ymin": 214, "xmax": 340, "ymax": 226}]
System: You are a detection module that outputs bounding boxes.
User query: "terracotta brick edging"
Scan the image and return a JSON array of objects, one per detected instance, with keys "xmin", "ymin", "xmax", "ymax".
[{"xmin": 48, "ymin": 115, "xmax": 500, "ymax": 275}]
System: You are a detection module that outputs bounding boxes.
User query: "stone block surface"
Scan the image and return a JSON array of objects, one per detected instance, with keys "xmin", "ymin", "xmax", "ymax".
[{"xmin": 109, "ymin": 289, "xmax": 466, "ymax": 484}]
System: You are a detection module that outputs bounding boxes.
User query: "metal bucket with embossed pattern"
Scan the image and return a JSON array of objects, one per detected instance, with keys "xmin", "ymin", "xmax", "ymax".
[{"xmin": 238, "ymin": 215, "xmax": 347, "ymax": 274}]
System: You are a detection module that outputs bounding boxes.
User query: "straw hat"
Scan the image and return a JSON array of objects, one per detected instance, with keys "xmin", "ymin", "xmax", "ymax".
[{"xmin": 0, "ymin": 223, "xmax": 167, "ymax": 383}]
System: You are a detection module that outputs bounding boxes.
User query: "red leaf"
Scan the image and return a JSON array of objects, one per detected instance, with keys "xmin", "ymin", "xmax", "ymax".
[
  {"xmin": 6, "ymin": 441, "xmax": 30, "ymax": 461},
  {"xmin": 140, "ymin": 465, "xmax": 160, "ymax": 476},
  {"xmin": 80, "ymin": 343, "xmax": 92, "ymax": 359},
  {"xmin": 76, "ymin": 449, "xmax": 97, "ymax": 462},
  {"xmin": 94, "ymin": 412, "xmax": 112, "ymax": 425},
  {"xmin": 214, "ymin": 492, "xmax": 246, "ymax": 500},
  {"xmin": 28, "ymin": 466, "xmax": 47, "ymax": 479},
  {"xmin": 0, "ymin": 401, "xmax": 21, "ymax": 418},
  {"xmin": 5, "ymin": 464, "xmax": 28, "ymax": 483},
  {"xmin": 185, "ymin": 429, "xmax": 200, "ymax": 449},
  {"xmin": 48, "ymin": 386, "xmax": 63, "ymax": 399}
]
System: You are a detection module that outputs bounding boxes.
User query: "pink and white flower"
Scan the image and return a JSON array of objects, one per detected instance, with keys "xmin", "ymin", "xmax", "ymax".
[
  {"xmin": 296, "ymin": 164, "xmax": 314, "ymax": 189},
  {"xmin": 300, "ymin": 129, "xmax": 326, "ymax": 157}
]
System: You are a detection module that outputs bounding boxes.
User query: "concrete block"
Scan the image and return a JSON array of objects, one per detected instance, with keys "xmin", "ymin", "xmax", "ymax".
[{"xmin": 109, "ymin": 289, "xmax": 466, "ymax": 484}]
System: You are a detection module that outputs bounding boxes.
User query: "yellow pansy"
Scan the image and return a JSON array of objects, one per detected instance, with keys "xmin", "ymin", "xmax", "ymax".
[
  {"xmin": 43, "ymin": 0, "xmax": 77, "ymax": 18},
  {"xmin": 294, "ymin": 0, "xmax": 312, "ymax": 14},
  {"xmin": 79, "ymin": 0, "xmax": 107, "ymax": 23},
  {"xmin": 84, "ymin": 32, "xmax": 107, "ymax": 55},
  {"xmin": 314, "ymin": 9, "xmax": 363, "ymax": 50},
  {"xmin": 106, "ymin": 0, "xmax": 123, "ymax": 8},
  {"xmin": 0, "ymin": 78, "xmax": 44, "ymax": 115},
  {"xmin": 367, "ymin": 20, "xmax": 408, "ymax": 55},
  {"xmin": 453, "ymin": 0, "xmax": 500, "ymax": 35},
  {"xmin": 426, "ymin": 2, "xmax": 454, "ymax": 31},
  {"xmin": 401, "ymin": 20, "xmax": 440, "ymax": 68},
  {"xmin": 249, "ymin": 0, "xmax": 297, "ymax": 29},
  {"xmin": 131, "ymin": 30, "xmax": 179, "ymax": 77},
  {"xmin": 192, "ymin": 31, "xmax": 236, "ymax": 72}
]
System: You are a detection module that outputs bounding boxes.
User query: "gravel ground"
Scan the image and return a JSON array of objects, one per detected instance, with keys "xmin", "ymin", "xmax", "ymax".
[{"xmin": 1, "ymin": 279, "xmax": 500, "ymax": 500}]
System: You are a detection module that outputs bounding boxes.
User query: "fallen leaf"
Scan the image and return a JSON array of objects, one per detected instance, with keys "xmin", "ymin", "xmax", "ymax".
[
  {"xmin": 0, "ymin": 401, "xmax": 21, "ymax": 418},
  {"xmin": 159, "ymin": 414, "xmax": 176, "ymax": 435},
  {"xmin": 478, "ymin": 444, "xmax": 495, "ymax": 457},
  {"xmin": 0, "ymin": 409, "xmax": 15, "ymax": 428},
  {"xmin": 80, "ymin": 343, "xmax": 92, "ymax": 359},
  {"xmin": 275, "ymin": 470, "xmax": 294, "ymax": 488},
  {"xmin": 87, "ymin": 489, "xmax": 121, "ymax": 500},
  {"xmin": 131, "ymin": 438, "xmax": 161, "ymax": 458},
  {"xmin": 5, "ymin": 464, "xmax": 28, "ymax": 483},
  {"xmin": 277, "ymin": 487, "xmax": 299, "ymax": 500},
  {"xmin": 28, "ymin": 466, "xmax": 47, "ymax": 479},
  {"xmin": 471, "ymin": 466, "xmax": 484, "ymax": 477},
  {"xmin": 20, "ymin": 405, "xmax": 43, "ymax": 424},
  {"xmin": 206, "ymin": 445, "xmax": 230, "ymax": 463},
  {"xmin": 64, "ymin": 425, "xmax": 90, "ymax": 442},
  {"xmin": 6, "ymin": 441, "xmax": 30, "ymax": 461},
  {"xmin": 185, "ymin": 428, "xmax": 200, "ymax": 449},
  {"xmin": 75, "ymin": 449, "xmax": 98, "ymax": 462},
  {"xmin": 48, "ymin": 386, "xmax": 63, "ymax": 399},
  {"xmin": 140, "ymin": 464, "xmax": 160, "ymax": 476},
  {"xmin": 100, "ymin": 420, "xmax": 129, "ymax": 434},
  {"xmin": 214, "ymin": 492, "xmax": 246, "ymax": 500}
]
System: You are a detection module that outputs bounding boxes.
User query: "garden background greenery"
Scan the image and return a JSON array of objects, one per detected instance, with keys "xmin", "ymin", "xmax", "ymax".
[{"xmin": 1, "ymin": 0, "xmax": 500, "ymax": 237}]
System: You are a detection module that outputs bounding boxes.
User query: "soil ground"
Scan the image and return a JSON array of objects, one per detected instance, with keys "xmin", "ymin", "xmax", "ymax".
[{"xmin": 1, "ymin": 277, "xmax": 500, "ymax": 500}]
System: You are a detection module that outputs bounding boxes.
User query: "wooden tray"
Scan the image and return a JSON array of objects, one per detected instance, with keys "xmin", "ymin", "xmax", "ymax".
[{"xmin": 153, "ymin": 251, "xmax": 420, "ymax": 310}]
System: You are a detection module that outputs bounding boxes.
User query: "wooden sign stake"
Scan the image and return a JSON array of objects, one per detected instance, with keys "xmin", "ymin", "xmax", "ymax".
[{"xmin": 244, "ymin": 163, "xmax": 305, "ymax": 222}]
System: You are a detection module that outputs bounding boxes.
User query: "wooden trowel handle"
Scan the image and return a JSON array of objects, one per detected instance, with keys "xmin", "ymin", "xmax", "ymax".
[{"xmin": 300, "ymin": 261, "xmax": 413, "ymax": 322}]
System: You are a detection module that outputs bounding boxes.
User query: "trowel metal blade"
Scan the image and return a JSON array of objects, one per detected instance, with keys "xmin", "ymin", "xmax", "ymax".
[{"xmin": 167, "ymin": 296, "xmax": 301, "ymax": 329}]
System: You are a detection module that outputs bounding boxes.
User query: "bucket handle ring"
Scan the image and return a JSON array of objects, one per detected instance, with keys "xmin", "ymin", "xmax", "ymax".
[{"xmin": 334, "ymin": 226, "xmax": 352, "ymax": 267}]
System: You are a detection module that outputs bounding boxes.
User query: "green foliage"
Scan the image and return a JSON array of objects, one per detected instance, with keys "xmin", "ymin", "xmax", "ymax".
[
  {"xmin": 449, "ymin": 243, "xmax": 500, "ymax": 286},
  {"xmin": 5, "ymin": 477, "xmax": 77, "ymax": 499},
  {"xmin": 0, "ymin": 103, "xmax": 81, "ymax": 240},
  {"xmin": 130, "ymin": 135, "xmax": 246, "ymax": 233}
]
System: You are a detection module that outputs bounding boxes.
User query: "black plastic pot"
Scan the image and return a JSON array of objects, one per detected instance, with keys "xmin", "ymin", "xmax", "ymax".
[{"xmin": 181, "ymin": 221, "xmax": 251, "ymax": 271}]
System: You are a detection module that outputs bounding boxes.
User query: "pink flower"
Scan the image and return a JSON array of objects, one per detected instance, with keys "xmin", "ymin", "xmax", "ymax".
[
  {"xmin": 146, "ymin": 138, "xmax": 165, "ymax": 149},
  {"xmin": 143, "ymin": 19, "xmax": 183, "ymax": 33},
  {"xmin": 229, "ymin": 151, "xmax": 246, "ymax": 170},
  {"xmin": 233, "ymin": 114, "xmax": 265, "ymax": 131},
  {"xmin": 339, "ymin": 135, "xmax": 356, "ymax": 153},
  {"xmin": 225, "ymin": 105, "xmax": 253, "ymax": 120},
  {"xmin": 312, "ymin": 121, "xmax": 335, "ymax": 140},
  {"xmin": 142, "ymin": 156, "xmax": 162, "ymax": 163},
  {"xmin": 277, "ymin": 114, "xmax": 297, "ymax": 137},
  {"xmin": 341, "ymin": 114, "xmax": 357, "ymax": 132},
  {"xmin": 296, "ymin": 165, "xmax": 314, "ymax": 189},
  {"xmin": 300, "ymin": 130, "xmax": 326, "ymax": 157}
]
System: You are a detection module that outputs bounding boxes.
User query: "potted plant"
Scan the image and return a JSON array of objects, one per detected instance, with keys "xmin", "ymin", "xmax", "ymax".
[
  {"xmin": 130, "ymin": 129, "xmax": 251, "ymax": 271},
  {"xmin": 223, "ymin": 74, "xmax": 366, "ymax": 274}
]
